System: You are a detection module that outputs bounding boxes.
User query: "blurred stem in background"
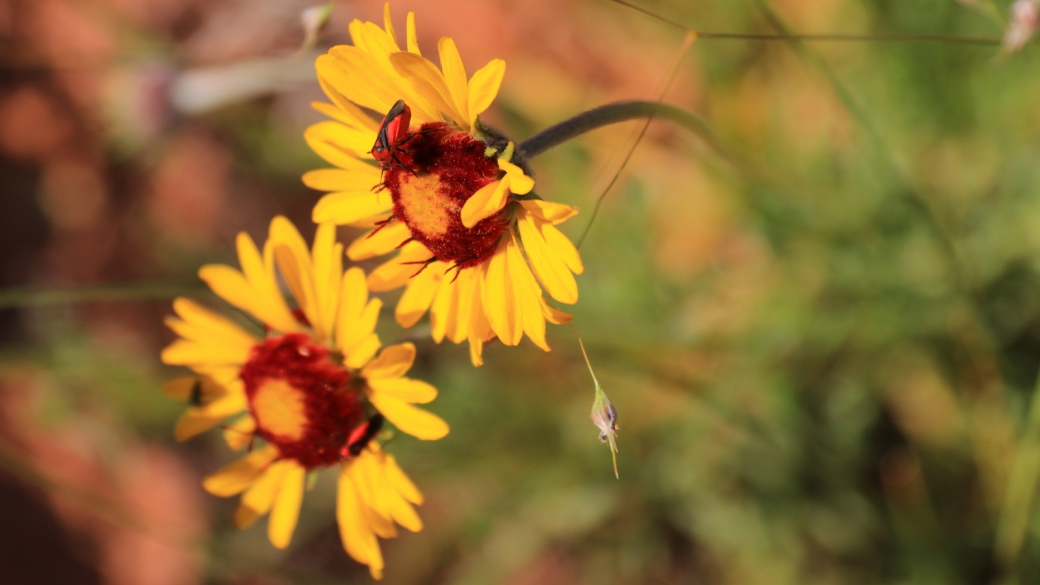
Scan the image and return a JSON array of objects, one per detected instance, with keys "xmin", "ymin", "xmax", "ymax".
[
  {"xmin": 880, "ymin": 449, "xmax": 958, "ymax": 585},
  {"xmin": 609, "ymin": 0, "xmax": 1003, "ymax": 44},
  {"xmin": 0, "ymin": 282, "xmax": 206, "ymax": 308},
  {"xmin": 996, "ymin": 365, "xmax": 1040, "ymax": 575}
]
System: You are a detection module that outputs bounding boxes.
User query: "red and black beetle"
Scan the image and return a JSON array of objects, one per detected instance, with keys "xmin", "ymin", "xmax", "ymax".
[
  {"xmin": 371, "ymin": 99, "xmax": 413, "ymax": 170},
  {"xmin": 340, "ymin": 413, "xmax": 385, "ymax": 459}
]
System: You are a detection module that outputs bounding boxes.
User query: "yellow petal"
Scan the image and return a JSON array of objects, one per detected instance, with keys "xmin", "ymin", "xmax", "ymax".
[
  {"xmin": 187, "ymin": 365, "xmax": 240, "ymax": 388},
  {"xmin": 304, "ymin": 123, "xmax": 382, "ymax": 171},
  {"xmin": 337, "ymin": 466, "xmax": 385, "ymax": 579},
  {"xmin": 353, "ymin": 298, "xmax": 382, "ymax": 350},
  {"xmin": 162, "ymin": 376, "xmax": 196, "ymax": 401},
  {"xmin": 202, "ymin": 445, "xmax": 278, "ymax": 497},
  {"xmin": 446, "ymin": 269, "xmax": 475, "ymax": 344},
  {"xmin": 517, "ymin": 209, "xmax": 578, "ymax": 304},
  {"xmin": 348, "ymin": 19, "xmax": 371, "ymax": 54},
  {"xmin": 315, "ymin": 76, "xmax": 380, "ymax": 132},
  {"xmin": 384, "ymin": 483, "xmax": 423, "ymax": 532},
  {"xmin": 313, "ymin": 190, "xmax": 394, "ymax": 225},
  {"xmin": 506, "ymin": 172, "xmax": 534, "ymax": 196},
  {"xmin": 311, "ymin": 223, "xmax": 342, "ymax": 341},
  {"xmin": 388, "ymin": 51, "xmax": 464, "ymax": 126},
  {"xmin": 384, "ymin": 453, "xmax": 423, "ymax": 505},
  {"xmin": 356, "ymin": 21, "xmax": 404, "ymax": 75},
  {"xmin": 467, "ymin": 300, "xmax": 496, "ymax": 368},
  {"xmin": 349, "ymin": 213, "xmax": 394, "ymax": 229},
  {"xmin": 162, "ymin": 375, "xmax": 223, "ymax": 403},
  {"xmin": 468, "ymin": 59, "xmax": 505, "ymax": 122},
  {"xmin": 169, "ymin": 298, "xmax": 257, "ymax": 349},
  {"xmin": 161, "ymin": 338, "xmax": 251, "ymax": 367},
  {"xmin": 162, "ymin": 316, "xmax": 221, "ymax": 348},
  {"xmin": 519, "ymin": 199, "xmax": 579, "ymax": 225},
  {"xmin": 541, "ymin": 222, "xmax": 584, "ymax": 274},
  {"xmin": 460, "ymin": 180, "xmax": 508, "ymax": 228},
  {"xmin": 235, "ymin": 232, "xmax": 300, "ymax": 333},
  {"xmin": 395, "ymin": 263, "xmax": 443, "ymax": 328},
  {"xmin": 430, "ymin": 269, "xmax": 468, "ymax": 343},
  {"xmin": 268, "ymin": 463, "xmax": 306, "ymax": 549},
  {"xmin": 337, "ymin": 267, "xmax": 381, "ymax": 358},
  {"xmin": 382, "ymin": 3, "xmax": 399, "ymax": 49},
  {"xmin": 406, "ymin": 12, "xmax": 421, "ymax": 55},
  {"xmin": 468, "ymin": 336, "xmax": 484, "ymax": 367},
  {"xmin": 340, "ymin": 267, "xmax": 368, "ymax": 314},
  {"xmin": 369, "ymin": 394, "xmax": 449, "ymax": 440},
  {"xmin": 320, "ymin": 49, "xmax": 401, "ymax": 118},
  {"xmin": 349, "ymin": 452, "xmax": 395, "ymax": 536},
  {"xmin": 270, "ymin": 218, "xmax": 317, "ymax": 329},
  {"xmin": 235, "ymin": 458, "xmax": 291, "ymax": 528},
  {"xmin": 500, "ymin": 160, "xmax": 534, "ymax": 195},
  {"xmin": 304, "ymin": 169, "xmax": 381, "ymax": 192},
  {"xmin": 429, "ymin": 274, "xmax": 453, "ymax": 344},
  {"xmin": 346, "ymin": 222, "xmax": 410, "ymax": 261},
  {"xmin": 174, "ymin": 392, "xmax": 247, "ymax": 441},
  {"xmin": 437, "ymin": 37, "xmax": 469, "ymax": 125},
  {"xmin": 542, "ymin": 300, "xmax": 574, "ymax": 325},
  {"xmin": 482, "ymin": 237, "xmax": 522, "ymax": 345},
  {"xmin": 364, "ymin": 448, "xmax": 422, "ymax": 532},
  {"xmin": 366, "ymin": 243, "xmax": 433, "ymax": 292},
  {"xmin": 362, "ymin": 500, "xmax": 398, "ymax": 539},
  {"xmin": 345, "ymin": 333, "xmax": 381, "ymax": 369},
  {"xmin": 326, "ymin": 45, "xmax": 440, "ymax": 123},
  {"xmin": 362, "ymin": 342, "xmax": 415, "ymax": 380},
  {"xmin": 197, "ymin": 265, "xmax": 262, "ymax": 323},
  {"xmin": 505, "ymin": 234, "xmax": 549, "ymax": 351},
  {"xmin": 368, "ymin": 377, "xmax": 437, "ymax": 404},
  {"xmin": 468, "ymin": 268, "xmax": 494, "ymax": 343},
  {"xmin": 223, "ymin": 415, "xmax": 257, "ymax": 451},
  {"xmin": 311, "ymin": 100, "xmax": 373, "ymax": 130}
]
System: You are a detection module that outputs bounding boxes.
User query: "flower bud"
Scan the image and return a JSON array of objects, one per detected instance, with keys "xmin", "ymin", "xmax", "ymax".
[
  {"xmin": 1004, "ymin": 0, "xmax": 1039, "ymax": 53},
  {"xmin": 591, "ymin": 386, "xmax": 619, "ymax": 479},
  {"xmin": 299, "ymin": 4, "xmax": 334, "ymax": 54}
]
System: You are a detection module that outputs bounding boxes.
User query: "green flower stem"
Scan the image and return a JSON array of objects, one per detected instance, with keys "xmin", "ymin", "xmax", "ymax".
[
  {"xmin": 518, "ymin": 100, "xmax": 726, "ymax": 161},
  {"xmin": 0, "ymin": 282, "xmax": 205, "ymax": 309},
  {"xmin": 995, "ymin": 367, "xmax": 1040, "ymax": 570},
  {"xmin": 517, "ymin": 100, "xmax": 771, "ymax": 248}
]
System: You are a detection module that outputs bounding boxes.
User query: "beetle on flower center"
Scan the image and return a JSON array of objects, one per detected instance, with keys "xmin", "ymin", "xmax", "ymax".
[{"xmin": 369, "ymin": 102, "xmax": 527, "ymax": 270}]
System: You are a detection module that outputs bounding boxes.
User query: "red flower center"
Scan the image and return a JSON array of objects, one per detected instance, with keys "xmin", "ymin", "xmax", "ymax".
[
  {"xmin": 384, "ymin": 123, "xmax": 509, "ymax": 269},
  {"xmin": 239, "ymin": 333, "xmax": 363, "ymax": 469}
]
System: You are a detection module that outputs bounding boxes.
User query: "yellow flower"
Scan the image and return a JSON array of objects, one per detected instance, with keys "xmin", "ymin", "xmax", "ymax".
[
  {"xmin": 161, "ymin": 215, "xmax": 447, "ymax": 579},
  {"xmin": 303, "ymin": 4, "xmax": 583, "ymax": 367}
]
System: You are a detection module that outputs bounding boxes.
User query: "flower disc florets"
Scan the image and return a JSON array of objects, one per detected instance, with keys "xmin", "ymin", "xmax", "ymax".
[
  {"xmin": 240, "ymin": 333, "xmax": 363, "ymax": 469},
  {"xmin": 385, "ymin": 123, "xmax": 520, "ymax": 269}
]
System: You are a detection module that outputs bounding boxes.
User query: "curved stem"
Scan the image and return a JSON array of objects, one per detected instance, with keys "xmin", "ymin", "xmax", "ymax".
[
  {"xmin": 519, "ymin": 101, "xmax": 718, "ymax": 160},
  {"xmin": 519, "ymin": 100, "xmax": 771, "ymax": 249}
]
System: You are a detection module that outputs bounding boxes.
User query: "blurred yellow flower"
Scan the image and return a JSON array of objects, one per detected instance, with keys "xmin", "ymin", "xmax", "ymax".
[
  {"xmin": 303, "ymin": 3, "xmax": 582, "ymax": 366},
  {"xmin": 160, "ymin": 215, "xmax": 447, "ymax": 579}
]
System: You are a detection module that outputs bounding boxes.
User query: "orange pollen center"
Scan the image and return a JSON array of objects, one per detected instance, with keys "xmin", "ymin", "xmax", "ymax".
[
  {"xmin": 250, "ymin": 380, "xmax": 307, "ymax": 441},
  {"xmin": 384, "ymin": 123, "xmax": 511, "ymax": 269},
  {"xmin": 239, "ymin": 333, "xmax": 364, "ymax": 470},
  {"xmin": 397, "ymin": 173, "xmax": 454, "ymax": 238}
]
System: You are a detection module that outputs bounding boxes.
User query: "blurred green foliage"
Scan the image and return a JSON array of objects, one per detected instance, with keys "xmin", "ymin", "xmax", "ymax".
[{"xmin": 9, "ymin": 0, "xmax": 1040, "ymax": 584}]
